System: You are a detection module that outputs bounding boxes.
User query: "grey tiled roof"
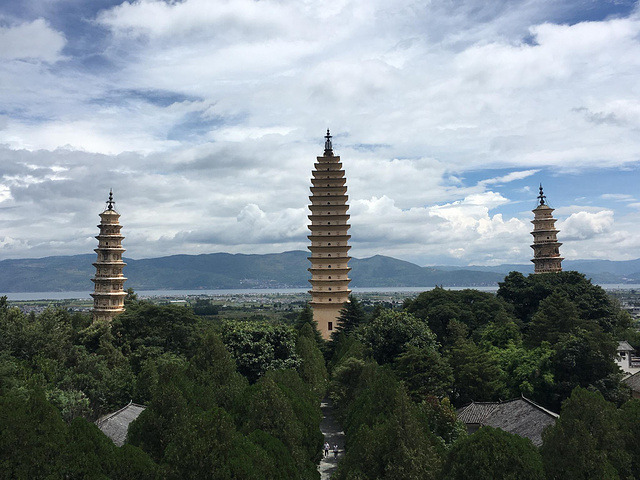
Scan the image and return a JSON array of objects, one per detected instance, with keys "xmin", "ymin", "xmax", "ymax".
[
  {"xmin": 96, "ymin": 402, "xmax": 146, "ymax": 447},
  {"xmin": 457, "ymin": 397, "xmax": 558, "ymax": 447},
  {"xmin": 623, "ymin": 371, "xmax": 640, "ymax": 392},
  {"xmin": 618, "ymin": 341, "xmax": 635, "ymax": 352},
  {"xmin": 456, "ymin": 402, "xmax": 499, "ymax": 424}
]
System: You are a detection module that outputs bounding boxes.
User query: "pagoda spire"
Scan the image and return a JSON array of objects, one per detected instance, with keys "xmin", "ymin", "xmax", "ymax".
[
  {"xmin": 308, "ymin": 130, "xmax": 351, "ymax": 339},
  {"xmin": 106, "ymin": 189, "xmax": 115, "ymax": 211},
  {"xmin": 530, "ymin": 186, "xmax": 563, "ymax": 273},
  {"xmin": 324, "ymin": 129, "xmax": 333, "ymax": 156},
  {"xmin": 91, "ymin": 190, "xmax": 127, "ymax": 322},
  {"xmin": 537, "ymin": 184, "xmax": 546, "ymax": 206}
]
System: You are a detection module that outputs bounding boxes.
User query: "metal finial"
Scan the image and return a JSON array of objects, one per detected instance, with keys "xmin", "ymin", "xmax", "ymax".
[
  {"xmin": 537, "ymin": 184, "xmax": 546, "ymax": 206},
  {"xmin": 324, "ymin": 129, "xmax": 334, "ymax": 156},
  {"xmin": 106, "ymin": 189, "xmax": 115, "ymax": 211}
]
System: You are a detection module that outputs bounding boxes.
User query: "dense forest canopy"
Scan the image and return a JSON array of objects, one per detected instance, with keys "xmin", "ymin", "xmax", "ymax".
[{"xmin": 1, "ymin": 271, "xmax": 640, "ymax": 479}]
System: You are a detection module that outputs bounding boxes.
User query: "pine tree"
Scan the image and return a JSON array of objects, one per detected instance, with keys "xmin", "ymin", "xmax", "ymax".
[
  {"xmin": 294, "ymin": 303, "xmax": 323, "ymax": 346},
  {"xmin": 335, "ymin": 295, "xmax": 366, "ymax": 336}
]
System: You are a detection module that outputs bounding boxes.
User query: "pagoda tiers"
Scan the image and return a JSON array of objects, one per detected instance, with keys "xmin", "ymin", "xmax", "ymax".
[
  {"xmin": 308, "ymin": 130, "xmax": 352, "ymax": 339},
  {"xmin": 91, "ymin": 190, "xmax": 127, "ymax": 322},
  {"xmin": 530, "ymin": 185, "xmax": 564, "ymax": 273}
]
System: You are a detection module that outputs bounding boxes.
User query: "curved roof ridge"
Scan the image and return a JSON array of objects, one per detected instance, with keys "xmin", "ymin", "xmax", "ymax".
[{"xmin": 520, "ymin": 394, "xmax": 559, "ymax": 418}]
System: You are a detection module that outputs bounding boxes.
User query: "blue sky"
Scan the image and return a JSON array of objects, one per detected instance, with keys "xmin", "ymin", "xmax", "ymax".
[{"xmin": 0, "ymin": 0, "xmax": 639, "ymax": 266}]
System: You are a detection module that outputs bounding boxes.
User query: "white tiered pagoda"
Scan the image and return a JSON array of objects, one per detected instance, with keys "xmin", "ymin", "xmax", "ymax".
[
  {"xmin": 307, "ymin": 130, "xmax": 352, "ymax": 339},
  {"xmin": 91, "ymin": 190, "xmax": 127, "ymax": 322},
  {"xmin": 531, "ymin": 185, "xmax": 564, "ymax": 273}
]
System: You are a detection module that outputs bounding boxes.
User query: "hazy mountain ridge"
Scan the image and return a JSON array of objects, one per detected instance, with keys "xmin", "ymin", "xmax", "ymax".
[{"xmin": 0, "ymin": 251, "xmax": 638, "ymax": 292}]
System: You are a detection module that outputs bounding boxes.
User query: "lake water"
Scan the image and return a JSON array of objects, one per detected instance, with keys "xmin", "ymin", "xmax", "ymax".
[{"xmin": 2, "ymin": 284, "xmax": 639, "ymax": 301}]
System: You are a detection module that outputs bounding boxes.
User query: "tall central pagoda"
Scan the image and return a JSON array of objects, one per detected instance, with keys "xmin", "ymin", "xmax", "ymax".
[
  {"xmin": 308, "ymin": 130, "xmax": 352, "ymax": 339},
  {"xmin": 91, "ymin": 190, "xmax": 127, "ymax": 322},
  {"xmin": 530, "ymin": 185, "xmax": 563, "ymax": 273}
]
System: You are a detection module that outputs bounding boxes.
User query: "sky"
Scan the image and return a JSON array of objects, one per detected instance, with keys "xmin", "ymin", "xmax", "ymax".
[{"xmin": 1, "ymin": 0, "xmax": 640, "ymax": 267}]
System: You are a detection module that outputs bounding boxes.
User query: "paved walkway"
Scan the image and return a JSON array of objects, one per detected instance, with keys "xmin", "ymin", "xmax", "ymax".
[{"xmin": 318, "ymin": 398, "xmax": 345, "ymax": 479}]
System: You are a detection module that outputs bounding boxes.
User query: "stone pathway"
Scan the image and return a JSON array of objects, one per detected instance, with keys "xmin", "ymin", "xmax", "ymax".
[{"xmin": 318, "ymin": 398, "xmax": 345, "ymax": 479}]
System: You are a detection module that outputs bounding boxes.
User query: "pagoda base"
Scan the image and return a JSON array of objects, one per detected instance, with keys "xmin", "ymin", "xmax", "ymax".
[{"xmin": 310, "ymin": 301, "xmax": 349, "ymax": 340}]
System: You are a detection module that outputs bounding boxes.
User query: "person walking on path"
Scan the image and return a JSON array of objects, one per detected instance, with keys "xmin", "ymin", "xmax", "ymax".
[{"xmin": 318, "ymin": 398, "xmax": 345, "ymax": 479}]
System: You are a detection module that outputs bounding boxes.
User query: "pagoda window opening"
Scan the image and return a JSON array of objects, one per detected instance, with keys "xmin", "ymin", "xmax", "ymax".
[{"xmin": 328, "ymin": 322, "xmax": 333, "ymax": 330}]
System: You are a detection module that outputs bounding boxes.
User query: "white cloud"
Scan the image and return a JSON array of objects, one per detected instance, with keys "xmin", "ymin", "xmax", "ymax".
[
  {"xmin": 601, "ymin": 193, "xmax": 636, "ymax": 202},
  {"xmin": 480, "ymin": 169, "xmax": 539, "ymax": 185},
  {"xmin": 0, "ymin": 19, "xmax": 65, "ymax": 62},
  {"xmin": 0, "ymin": 1, "xmax": 639, "ymax": 266},
  {"xmin": 559, "ymin": 210, "xmax": 614, "ymax": 241}
]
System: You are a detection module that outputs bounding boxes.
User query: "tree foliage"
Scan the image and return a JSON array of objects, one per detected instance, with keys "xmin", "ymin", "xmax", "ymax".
[
  {"xmin": 358, "ymin": 310, "xmax": 436, "ymax": 365},
  {"xmin": 220, "ymin": 320, "xmax": 300, "ymax": 384},
  {"xmin": 404, "ymin": 288, "xmax": 510, "ymax": 345},
  {"xmin": 541, "ymin": 387, "xmax": 632, "ymax": 479},
  {"xmin": 442, "ymin": 426, "xmax": 544, "ymax": 480}
]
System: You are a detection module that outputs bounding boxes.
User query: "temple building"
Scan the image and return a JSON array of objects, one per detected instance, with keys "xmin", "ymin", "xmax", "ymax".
[
  {"xmin": 91, "ymin": 190, "xmax": 127, "ymax": 322},
  {"xmin": 530, "ymin": 185, "xmax": 563, "ymax": 273},
  {"xmin": 308, "ymin": 130, "xmax": 352, "ymax": 339}
]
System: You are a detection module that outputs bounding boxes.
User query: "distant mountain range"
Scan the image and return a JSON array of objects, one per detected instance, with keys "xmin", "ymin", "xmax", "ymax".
[{"xmin": 0, "ymin": 251, "xmax": 639, "ymax": 293}]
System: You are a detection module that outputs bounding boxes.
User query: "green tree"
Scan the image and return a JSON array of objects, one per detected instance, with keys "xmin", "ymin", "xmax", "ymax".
[
  {"xmin": 127, "ymin": 356, "xmax": 190, "ymax": 462},
  {"xmin": 394, "ymin": 345, "xmax": 453, "ymax": 401},
  {"xmin": 187, "ymin": 330, "xmax": 247, "ymax": 412},
  {"xmin": 113, "ymin": 444, "xmax": 160, "ymax": 480},
  {"xmin": 620, "ymin": 399, "xmax": 640, "ymax": 478},
  {"xmin": 294, "ymin": 302, "xmax": 324, "ymax": 346},
  {"xmin": 112, "ymin": 302, "xmax": 199, "ymax": 365},
  {"xmin": 296, "ymin": 323, "xmax": 328, "ymax": 397},
  {"xmin": 479, "ymin": 310, "xmax": 522, "ymax": 349},
  {"xmin": 61, "ymin": 417, "xmax": 119, "ymax": 478},
  {"xmin": 490, "ymin": 342, "xmax": 554, "ymax": 400},
  {"xmin": 239, "ymin": 372, "xmax": 318, "ymax": 478},
  {"xmin": 336, "ymin": 389, "xmax": 442, "ymax": 480},
  {"xmin": 448, "ymin": 338, "xmax": 503, "ymax": 406},
  {"xmin": 334, "ymin": 295, "xmax": 366, "ymax": 336},
  {"xmin": 442, "ymin": 427, "xmax": 544, "ymax": 480},
  {"xmin": 163, "ymin": 406, "xmax": 257, "ymax": 480},
  {"xmin": 549, "ymin": 329, "xmax": 624, "ymax": 409},
  {"xmin": 405, "ymin": 288, "xmax": 509, "ymax": 345},
  {"xmin": 220, "ymin": 321, "xmax": 300, "ymax": 384},
  {"xmin": 191, "ymin": 298, "xmax": 219, "ymax": 316},
  {"xmin": 524, "ymin": 292, "xmax": 580, "ymax": 347},
  {"xmin": 541, "ymin": 387, "xmax": 631, "ymax": 479},
  {"xmin": 417, "ymin": 397, "xmax": 466, "ymax": 447},
  {"xmin": 358, "ymin": 310, "xmax": 437, "ymax": 365},
  {"xmin": 498, "ymin": 271, "xmax": 620, "ymax": 332},
  {"xmin": 0, "ymin": 388, "xmax": 67, "ymax": 479},
  {"xmin": 329, "ymin": 355, "xmax": 368, "ymax": 410}
]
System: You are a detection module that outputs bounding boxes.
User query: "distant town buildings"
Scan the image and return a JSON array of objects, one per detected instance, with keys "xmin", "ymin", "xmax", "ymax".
[
  {"xmin": 307, "ymin": 130, "xmax": 352, "ymax": 339},
  {"xmin": 91, "ymin": 190, "xmax": 127, "ymax": 322},
  {"xmin": 530, "ymin": 185, "xmax": 564, "ymax": 273}
]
